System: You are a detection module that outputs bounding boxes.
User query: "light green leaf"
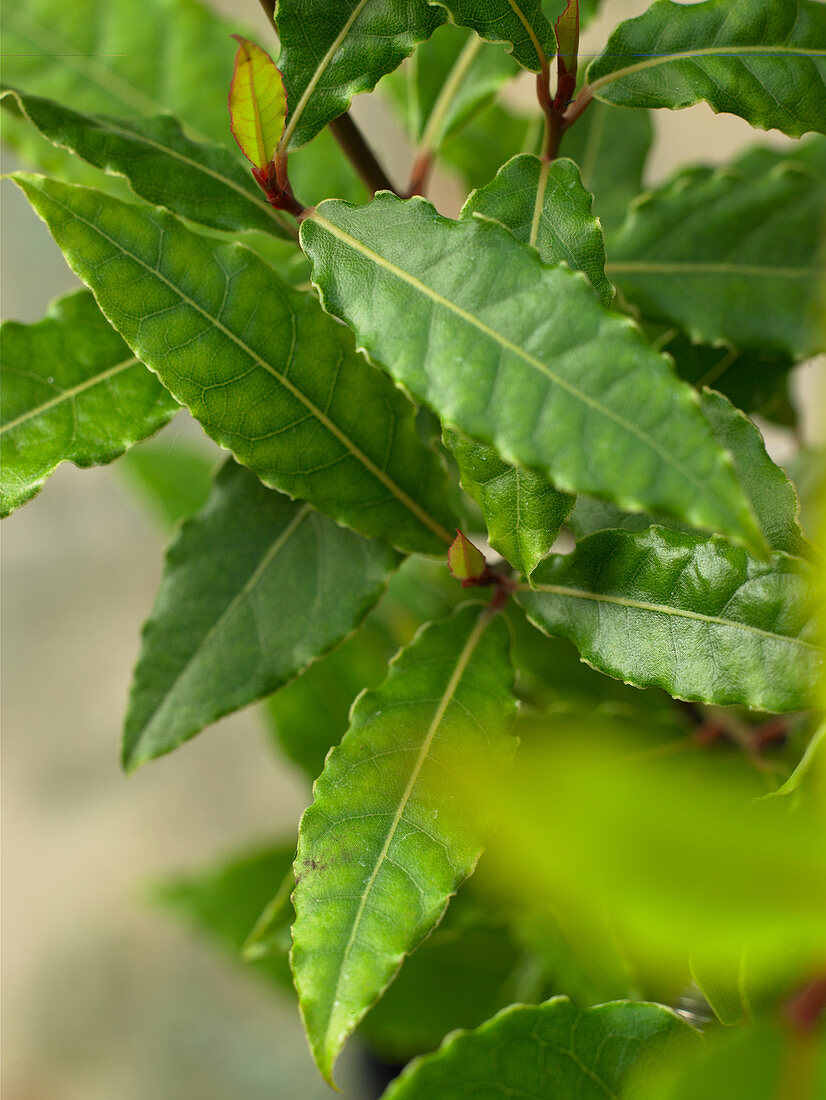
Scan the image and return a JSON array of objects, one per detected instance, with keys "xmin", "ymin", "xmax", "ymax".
[
  {"xmin": 12, "ymin": 174, "xmax": 456, "ymax": 556},
  {"xmin": 607, "ymin": 145, "xmax": 826, "ymax": 358},
  {"xmin": 117, "ymin": 428, "xmax": 218, "ymax": 530},
  {"xmin": 384, "ymin": 23, "xmax": 518, "ymax": 157},
  {"xmin": 228, "ymin": 35, "xmax": 287, "ymax": 172},
  {"xmin": 543, "ymin": 0, "xmax": 603, "ymax": 34},
  {"xmin": 291, "ymin": 603, "xmax": 516, "ymax": 1083},
  {"xmin": 444, "ymin": 428, "xmax": 574, "ymax": 577},
  {"xmin": 518, "ymin": 525, "xmax": 822, "ymax": 712},
  {"xmin": 773, "ymin": 719, "xmax": 826, "ymax": 798},
  {"xmin": 561, "ymin": 100, "xmax": 653, "ymax": 234},
  {"xmin": 463, "ymin": 154, "xmax": 613, "ymax": 304},
  {"xmin": 1, "ymin": 88, "xmax": 294, "ymax": 237},
  {"xmin": 586, "ymin": 0, "xmax": 826, "ymax": 138},
  {"xmin": 428, "ymin": 0, "xmax": 556, "ymax": 73},
  {"xmin": 0, "ymin": 288, "xmax": 177, "ymax": 517},
  {"xmin": 123, "ymin": 460, "xmax": 398, "ymax": 771},
  {"xmin": 153, "ymin": 840, "xmax": 296, "ymax": 991},
  {"xmin": 300, "ymin": 193, "xmax": 765, "ymax": 556},
  {"xmin": 1, "ymin": 0, "xmax": 243, "ymax": 174},
  {"xmin": 441, "ymin": 100, "xmax": 538, "ymax": 193},
  {"xmin": 275, "ymin": 0, "xmax": 445, "ymax": 151},
  {"xmin": 570, "ymin": 389, "xmax": 809, "ymax": 557},
  {"xmin": 383, "ymin": 997, "xmax": 696, "ymax": 1099}
]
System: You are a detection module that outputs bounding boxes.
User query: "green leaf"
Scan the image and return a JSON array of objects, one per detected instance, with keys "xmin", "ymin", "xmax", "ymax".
[
  {"xmin": 463, "ymin": 154, "xmax": 613, "ymax": 304},
  {"xmin": 1, "ymin": 88, "xmax": 294, "ymax": 238},
  {"xmin": 560, "ymin": 101, "xmax": 653, "ymax": 234},
  {"xmin": 382, "ymin": 997, "xmax": 697, "ymax": 1099},
  {"xmin": 441, "ymin": 101, "xmax": 539, "ymax": 194},
  {"xmin": 586, "ymin": 0, "xmax": 826, "ymax": 138},
  {"xmin": 291, "ymin": 603, "xmax": 516, "ymax": 1083},
  {"xmin": 383, "ymin": 23, "xmax": 518, "ymax": 157},
  {"xmin": 428, "ymin": 0, "xmax": 556, "ymax": 73},
  {"xmin": 360, "ymin": 892, "xmax": 531, "ymax": 1064},
  {"xmin": 518, "ymin": 525, "xmax": 822, "ymax": 712},
  {"xmin": 122, "ymin": 460, "xmax": 398, "ymax": 771},
  {"xmin": 12, "ymin": 174, "xmax": 456, "ymax": 556},
  {"xmin": 153, "ymin": 840, "xmax": 296, "ymax": 991},
  {"xmin": 266, "ymin": 556, "xmax": 463, "ymax": 780},
  {"xmin": 444, "ymin": 428, "xmax": 574, "ymax": 577},
  {"xmin": 659, "ymin": 330, "xmax": 796, "ymax": 427},
  {"xmin": 228, "ymin": 36, "xmax": 287, "ymax": 172},
  {"xmin": 570, "ymin": 389, "xmax": 809, "ymax": 557},
  {"xmin": 607, "ymin": 145, "xmax": 826, "ymax": 358},
  {"xmin": 300, "ymin": 193, "xmax": 765, "ymax": 556},
  {"xmin": 1, "ymin": 0, "xmax": 242, "ymax": 172},
  {"xmin": 0, "ymin": 288, "xmax": 177, "ymax": 517},
  {"xmin": 116, "ymin": 428, "xmax": 217, "ymax": 530},
  {"xmin": 275, "ymin": 0, "xmax": 445, "ymax": 150},
  {"xmin": 289, "ymin": 126, "xmax": 368, "ymax": 207}
]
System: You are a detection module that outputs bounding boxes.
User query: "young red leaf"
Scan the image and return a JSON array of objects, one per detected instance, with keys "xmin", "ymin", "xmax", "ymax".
[
  {"xmin": 555, "ymin": 0, "xmax": 579, "ymax": 101},
  {"xmin": 448, "ymin": 530, "xmax": 488, "ymax": 585},
  {"xmin": 228, "ymin": 35, "xmax": 287, "ymax": 175}
]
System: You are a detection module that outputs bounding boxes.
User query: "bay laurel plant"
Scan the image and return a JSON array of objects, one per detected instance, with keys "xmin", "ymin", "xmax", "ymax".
[{"xmin": 2, "ymin": 0, "xmax": 825, "ymax": 1094}]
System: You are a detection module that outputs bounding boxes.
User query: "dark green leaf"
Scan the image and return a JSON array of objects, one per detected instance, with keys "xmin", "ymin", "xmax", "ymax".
[
  {"xmin": 607, "ymin": 144, "xmax": 826, "ymax": 358},
  {"xmin": 2, "ymin": 88, "xmax": 294, "ymax": 238},
  {"xmin": 519, "ymin": 525, "xmax": 822, "ymax": 712},
  {"xmin": 444, "ymin": 427, "xmax": 574, "ymax": 577},
  {"xmin": 300, "ymin": 193, "xmax": 766, "ymax": 555},
  {"xmin": 383, "ymin": 997, "xmax": 696, "ymax": 1099},
  {"xmin": 122, "ymin": 460, "xmax": 398, "ymax": 771},
  {"xmin": 13, "ymin": 174, "xmax": 456, "ymax": 555},
  {"xmin": 292, "ymin": 603, "xmax": 516, "ymax": 1083},
  {"xmin": 464, "ymin": 154, "xmax": 613, "ymax": 304},
  {"xmin": 116, "ymin": 428, "xmax": 217, "ymax": 529},
  {"xmin": 429, "ymin": 0, "xmax": 556, "ymax": 73},
  {"xmin": 441, "ymin": 101, "xmax": 538, "ymax": 193},
  {"xmin": 660, "ymin": 330, "xmax": 796, "ymax": 427},
  {"xmin": 561, "ymin": 101, "xmax": 653, "ymax": 234},
  {"xmin": 0, "ymin": 288, "xmax": 177, "ymax": 517},
  {"xmin": 586, "ymin": 0, "xmax": 826, "ymax": 138},
  {"xmin": 275, "ymin": 0, "xmax": 445, "ymax": 150}
]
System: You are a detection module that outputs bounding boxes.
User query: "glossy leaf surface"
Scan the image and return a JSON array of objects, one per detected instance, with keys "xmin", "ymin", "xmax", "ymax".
[
  {"xmin": 228, "ymin": 36, "xmax": 286, "ymax": 171},
  {"xmin": 587, "ymin": 0, "xmax": 826, "ymax": 137},
  {"xmin": 14, "ymin": 174, "xmax": 456, "ymax": 555},
  {"xmin": 519, "ymin": 525, "xmax": 822, "ymax": 712},
  {"xmin": 464, "ymin": 154, "xmax": 613, "ymax": 304},
  {"xmin": 0, "ymin": 289, "xmax": 177, "ymax": 517},
  {"xmin": 607, "ymin": 146, "xmax": 826, "ymax": 358},
  {"xmin": 301, "ymin": 193, "xmax": 764, "ymax": 555},
  {"xmin": 429, "ymin": 0, "xmax": 556, "ymax": 72},
  {"xmin": 275, "ymin": 0, "xmax": 445, "ymax": 150},
  {"xmin": 2, "ymin": 89, "xmax": 293, "ymax": 237},
  {"xmin": 445, "ymin": 428, "xmax": 574, "ymax": 577},
  {"xmin": 571, "ymin": 390, "xmax": 809, "ymax": 558},
  {"xmin": 292, "ymin": 604, "xmax": 516, "ymax": 1082},
  {"xmin": 123, "ymin": 461, "xmax": 398, "ymax": 771},
  {"xmin": 384, "ymin": 997, "xmax": 695, "ymax": 1099},
  {"xmin": 561, "ymin": 100, "xmax": 653, "ymax": 234}
]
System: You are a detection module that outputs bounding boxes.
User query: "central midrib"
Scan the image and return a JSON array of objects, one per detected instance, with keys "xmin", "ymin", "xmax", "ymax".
[
  {"xmin": 35, "ymin": 186, "xmax": 450, "ymax": 545},
  {"xmin": 528, "ymin": 582, "xmax": 820, "ymax": 652},
  {"xmin": 309, "ymin": 210, "xmax": 747, "ymax": 539},
  {"xmin": 319, "ymin": 607, "xmax": 492, "ymax": 1050}
]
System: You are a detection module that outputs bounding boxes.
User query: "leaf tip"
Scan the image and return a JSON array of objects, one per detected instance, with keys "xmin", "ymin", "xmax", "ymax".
[{"xmin": 448, "ymin": 530, "xmax": 487, "ymax": 585}]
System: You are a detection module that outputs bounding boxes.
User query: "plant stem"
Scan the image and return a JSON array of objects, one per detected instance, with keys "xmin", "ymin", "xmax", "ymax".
[
  {"xmin": 329, "ymin": 113, "xmax": 397, "ymax": 195},
  {"xmin": 562, "ymin": 84, "xmax": 594, "ymax": 130}
]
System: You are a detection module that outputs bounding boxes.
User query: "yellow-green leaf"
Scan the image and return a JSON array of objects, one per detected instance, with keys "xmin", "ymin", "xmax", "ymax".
[{"xmin": 228, "ymin": 35, "xmax": 286, "ymax": 172}]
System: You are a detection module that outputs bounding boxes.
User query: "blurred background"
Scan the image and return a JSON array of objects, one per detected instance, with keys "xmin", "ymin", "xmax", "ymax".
[{"xmin": 2, "ymin": 1, "xmax": 823, "ymax": 1097}]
